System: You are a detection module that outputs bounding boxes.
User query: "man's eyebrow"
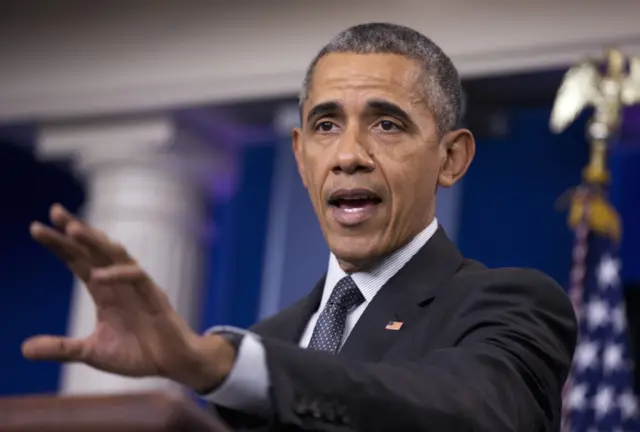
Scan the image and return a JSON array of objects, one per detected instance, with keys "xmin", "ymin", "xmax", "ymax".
[
  {"xmin": 306, "ymin": 101, "xmax": 342, "ymax": 124},
  {"xmin": 366, "ymin": 99, "xmax": 413, "ymax": 124}
]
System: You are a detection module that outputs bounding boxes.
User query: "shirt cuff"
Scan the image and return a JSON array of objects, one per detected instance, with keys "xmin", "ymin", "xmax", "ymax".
[{"xmin": 199, "ymin": 326, "xmax": 270, "ymax": 417}]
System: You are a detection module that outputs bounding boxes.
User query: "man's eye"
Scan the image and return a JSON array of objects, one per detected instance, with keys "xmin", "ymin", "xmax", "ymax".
[
  {"xmin": 316, "ymin": 121, "xmax": 335, "ymax": 132},
  {"xmin": 377, "ymin": 120, "xmax": 400, "ymax": 131}
]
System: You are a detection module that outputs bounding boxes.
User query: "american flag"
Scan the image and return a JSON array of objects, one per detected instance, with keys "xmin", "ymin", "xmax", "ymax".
[
  {"xmin": 562, "ymin": 186, "xmax": 640, "ymax": 431},
  {"xmin": 385, "ymin": 320, "xmax": 403, "ymax": 331}
]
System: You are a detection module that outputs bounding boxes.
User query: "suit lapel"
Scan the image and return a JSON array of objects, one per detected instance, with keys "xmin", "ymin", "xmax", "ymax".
[{"xmin": 339, "ymin": 226, "xmax": 463, "ymax": 362}]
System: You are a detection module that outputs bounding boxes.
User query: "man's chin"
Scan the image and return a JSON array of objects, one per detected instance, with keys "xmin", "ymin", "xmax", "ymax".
[{"xmin": 327, "ymin": 235, "xmax": 385, "ymax": 272}]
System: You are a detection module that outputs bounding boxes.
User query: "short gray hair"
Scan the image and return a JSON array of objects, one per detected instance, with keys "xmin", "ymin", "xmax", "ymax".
[{"xmin": 299, "ymin": 23, "xmax": 462, "ymax": 135}]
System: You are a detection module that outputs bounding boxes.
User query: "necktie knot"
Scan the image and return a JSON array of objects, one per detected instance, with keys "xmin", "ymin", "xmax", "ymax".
[{"xmin": 327, "ymin": 276, "xmax": 365, "ymax": 311}]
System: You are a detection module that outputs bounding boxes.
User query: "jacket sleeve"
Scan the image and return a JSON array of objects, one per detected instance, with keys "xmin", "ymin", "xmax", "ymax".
[{"xmin": 260, "ymin": 270, "xmax": 577, "ymax": 431}]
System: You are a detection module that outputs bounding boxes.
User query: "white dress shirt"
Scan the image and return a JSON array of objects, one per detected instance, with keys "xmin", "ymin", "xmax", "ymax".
[{"xmin": 203, "ymin": 218, "xmax": 439, "ymax": 416}]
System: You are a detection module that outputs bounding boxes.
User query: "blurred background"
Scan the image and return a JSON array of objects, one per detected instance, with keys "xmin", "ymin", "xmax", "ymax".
[{"xmin": 1, "ymin": 0, "xmax": 639, "ymax": 400}]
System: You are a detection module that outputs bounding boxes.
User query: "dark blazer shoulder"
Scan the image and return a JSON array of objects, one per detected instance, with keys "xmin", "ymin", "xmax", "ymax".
[
  {"xmin": 449, "ymin": 262, "xmax": 577, "ymax": 334},
  {"xmin": 455, "ymin": 261, "xmax": 574, "ymax": 306}
]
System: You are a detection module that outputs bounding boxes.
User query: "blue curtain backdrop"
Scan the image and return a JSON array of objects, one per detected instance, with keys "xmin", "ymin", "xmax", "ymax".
[
  {"xmin": 611, "ymin": 108, "xmax": 640, "ymax": 283},
  {"xmin": 611, "ymin": 149, "xmax": 640, "ymax": 282},
  {"xmin": 458, "ymin": 107, "xmax": 589, "ymax": 285},
  {"xmin": 201, "ymin": 145, "xmax": 276, "ymax": 330}
]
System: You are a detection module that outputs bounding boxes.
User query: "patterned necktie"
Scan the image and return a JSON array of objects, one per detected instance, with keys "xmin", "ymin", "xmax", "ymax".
[{"xmin": 307, "ymin": 276, "xmax": 365, "ymax": 354}]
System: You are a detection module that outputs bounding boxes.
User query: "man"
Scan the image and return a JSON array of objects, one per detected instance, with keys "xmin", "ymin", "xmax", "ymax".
[{"xmin": 23, "ymin": 23, "xmax": 577, "ymax": 431}]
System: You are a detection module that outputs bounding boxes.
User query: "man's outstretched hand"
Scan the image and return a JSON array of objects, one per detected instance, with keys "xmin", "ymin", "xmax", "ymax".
[{"xmin": 21, "ymin": 203, "xmax": 235, "ymax": 392}]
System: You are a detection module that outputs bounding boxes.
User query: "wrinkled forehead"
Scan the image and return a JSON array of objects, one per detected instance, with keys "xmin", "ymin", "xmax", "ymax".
[{"xmin": 304, "ymin": 53, "xmax": 429, "ymax": 116}]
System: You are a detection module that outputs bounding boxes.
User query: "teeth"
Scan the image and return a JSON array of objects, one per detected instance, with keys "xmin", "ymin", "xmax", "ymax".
[{"xmin": 344, "ymin": 207, "xmax": 365, "ymax": 213}]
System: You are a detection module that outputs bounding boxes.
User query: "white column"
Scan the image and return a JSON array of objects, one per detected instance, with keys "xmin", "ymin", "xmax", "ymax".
[{"xmin": 36, "ymin": 115, "xmax": 232, "ymax": 395}]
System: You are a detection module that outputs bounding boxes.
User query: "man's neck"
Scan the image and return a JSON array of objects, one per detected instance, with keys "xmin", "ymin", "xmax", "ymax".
[
  {"xmin": 335, "ymin": 218, "xmax": 439, "ymax": 274},
  {"xmin": 336, "ymin": 217, "xmax": 438, "ymax": 274}
]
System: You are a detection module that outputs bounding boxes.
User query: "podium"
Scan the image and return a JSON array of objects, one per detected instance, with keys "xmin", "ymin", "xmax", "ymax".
[{"xmin": 0, "ymin": 392, "xmax": 232, "ymax": 431}]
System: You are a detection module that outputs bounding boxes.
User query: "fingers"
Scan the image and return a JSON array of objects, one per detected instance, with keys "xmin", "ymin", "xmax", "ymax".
[
  {"xmin": 35, "ymin": 203, "xmax": 133, "ymax": 268},
  {"xmin": 67, "ymin": 222, "xmax": 129, "ymax": 266},
  {"xmin": 92, "ymin": 264, "xmax": 171, "ymax": 313},
  {"xmin": 50, "ymin": 203, "xmax": 75, "ymax": 231},
  {"xmin": 21, "ymin": 335, "xmax": 87, "ymax": 363},
  {"xmin": 92, "ymin": 264, "xmax": 146, "ymax": 284},
  {"xmin": 30, "ymin": 221, "xmax": 92, "ymax": 281},
  {"xmin": 60, "ymin": 211, "xmax": 132, "ymax": 266}
]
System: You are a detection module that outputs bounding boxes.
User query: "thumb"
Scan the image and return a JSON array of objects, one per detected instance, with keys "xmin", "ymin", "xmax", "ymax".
[{"xmin": 21, "ymin": 335, "xmax": 86, "ymax": 362}]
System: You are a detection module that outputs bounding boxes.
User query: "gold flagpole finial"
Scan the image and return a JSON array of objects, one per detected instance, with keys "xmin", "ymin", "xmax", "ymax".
[{"xmin": 550, "ymin": 47, "xmax": 640, "ymax": 241}]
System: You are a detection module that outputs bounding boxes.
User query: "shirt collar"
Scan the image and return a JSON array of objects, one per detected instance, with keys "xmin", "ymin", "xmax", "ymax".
[{"xmin": 321, "ymin": 217, "xmax": 439, "ymax": 309}]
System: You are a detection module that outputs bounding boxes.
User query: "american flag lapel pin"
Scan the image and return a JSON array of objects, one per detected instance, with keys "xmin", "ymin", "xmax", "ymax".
[{"xmin": 385, "ymin": 320, "xmax": 404, "ymax": 331}]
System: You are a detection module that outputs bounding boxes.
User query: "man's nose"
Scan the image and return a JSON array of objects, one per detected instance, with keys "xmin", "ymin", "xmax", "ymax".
[{"xmin": 332, "ymin": 132, "xmax": 375, "ymax": 175}]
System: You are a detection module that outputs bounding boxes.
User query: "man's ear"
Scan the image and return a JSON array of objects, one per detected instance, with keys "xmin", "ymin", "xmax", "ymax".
[
  {"xmin": 292, "ymin": 127, "xmax": 309, "ymax": 189},
  {"xmin": 437, "ymin": 128, "xmax": 475, "ymax": 188}
]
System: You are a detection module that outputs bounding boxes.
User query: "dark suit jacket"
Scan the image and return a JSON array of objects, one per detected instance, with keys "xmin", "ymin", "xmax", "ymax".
[{"xmin": 215, "ymin": 227, "xmax": 577, "ymax": 432}]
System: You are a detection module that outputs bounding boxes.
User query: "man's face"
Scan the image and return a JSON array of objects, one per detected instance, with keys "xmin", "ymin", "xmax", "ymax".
[{"xmin": 293, "ymin": 53, "xmax": 470, "ymax": 271}]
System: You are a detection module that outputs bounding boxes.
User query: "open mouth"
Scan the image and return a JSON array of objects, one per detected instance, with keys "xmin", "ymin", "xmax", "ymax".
[
  {"xmin": 327, "ymin": 188, "xmax": 383, "ymax": 226},
  {"xmin": 328, "ymin": 189, "xmax": 383, "ymax": 210}
]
